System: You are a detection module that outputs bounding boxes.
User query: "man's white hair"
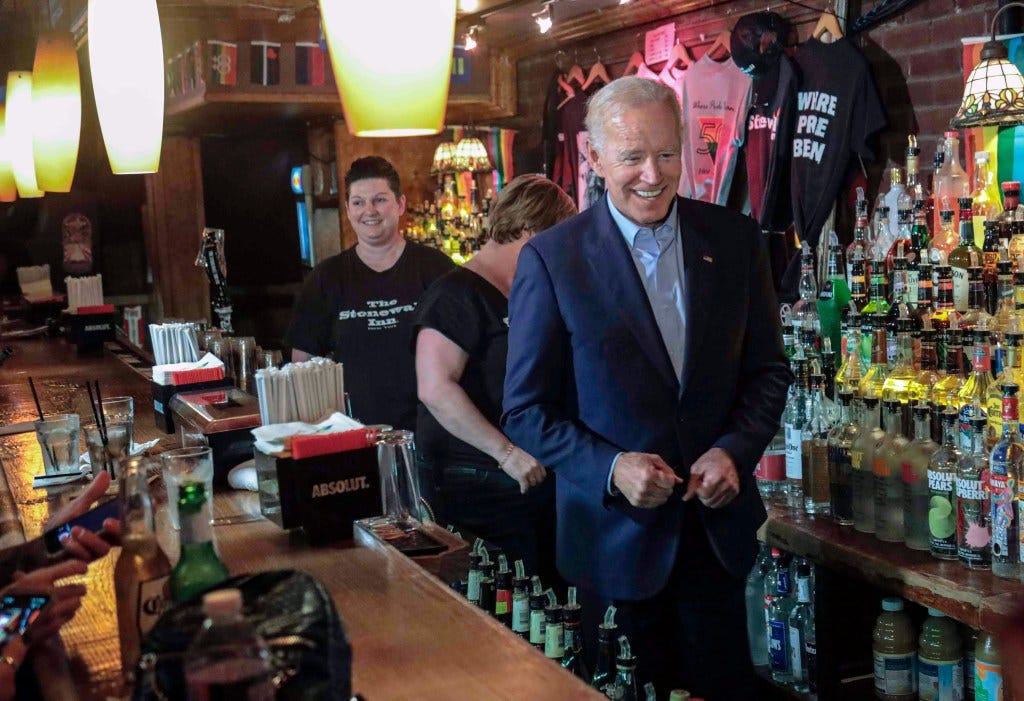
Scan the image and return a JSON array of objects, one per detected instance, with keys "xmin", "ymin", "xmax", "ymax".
[{"xmin": 584, "ymin": 76, "xmax": 682, "ymax": 153}]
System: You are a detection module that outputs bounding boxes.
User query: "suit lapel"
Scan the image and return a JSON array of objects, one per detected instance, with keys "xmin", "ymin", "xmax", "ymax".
[
  {"xmin": 586, "ymin": 199, "xmax": 679, "ymax": 390},
  {"xmin": 678, "ymin": 199, "xmax": 713, "ymax": 395}
]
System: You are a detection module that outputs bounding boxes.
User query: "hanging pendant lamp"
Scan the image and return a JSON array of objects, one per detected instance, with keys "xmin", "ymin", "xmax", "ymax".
[
  {"xmin": 0, "ymin": 106, "xmax": 17, "ymax": 203},
  {"xmin": 319, "ymin": 0, "xmax": 457, "ymax": 137},
  {"xmin": 32, "ymin": 31, "xmax": 81, "ymax": 192},
  {"xmin": 88, "ymin": 0, "xmax": 165, "ymax": 173},
  {"xmin": 6, "ymin": 72, "xmax": 44, "ymax": 198}
]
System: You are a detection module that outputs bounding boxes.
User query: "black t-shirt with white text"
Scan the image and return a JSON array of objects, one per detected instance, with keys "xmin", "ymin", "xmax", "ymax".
[
  {"xmin": 284, "ymin": 241, "xmax": 454, "ymax": 431},
  {"xmin": 790, "ymin": 38, "xmax": 886, "ymax": 248},
  {"xmin": 412, "ymin": 267, "xmax": 509, "ymax": 468}
]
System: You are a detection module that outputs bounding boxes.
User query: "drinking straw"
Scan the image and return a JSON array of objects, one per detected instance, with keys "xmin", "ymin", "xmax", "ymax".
[
  {"xmin": 86, "ymin": 381, "xmax": 111, "ymax": 475},
  {"xmin": 29, "ymin": 378, "xmax": 57, "ymax": 468}
]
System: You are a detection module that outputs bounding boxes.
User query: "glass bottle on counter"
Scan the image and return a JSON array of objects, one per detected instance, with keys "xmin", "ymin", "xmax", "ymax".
[
  {"xmin": 874, "ymin": 204, "xmax": 896, "ymax": 269},
  {"xmin": 792, "ymin": 246, "xmax": 820, "ymax": 343},
  {"xmin": 529, "ymin": 576, "xmax": 546, "ymax": 650},
  {"xmin": 848, "ymin": 193, "xmax": 872, "ymax": 307},
  {"xmin": 543, "ymin": 590, "xmax": 563, "ymax": 660},
  {"xmin": 561, "ymin": 587, "xmax": 589, "ymax": 680},
  {"xmin": 788, "ymin": 562, "xmax": 814, "ymax": 694},
  {"xmin": 989, "ymin": 382, "xmax": 1022, "ymax": 579},
  {"xmin": 803, "ymin": 373, "xmax": 835, "ymax": 515},
  {"xmin": 917, "ymin": 609, "xmax": 963, "ymax": 701},
  {"xmin": 957, "ymin": 413, "xmax": 992, "ymax": 570},
  {"xmin": 970, "ymin": 151, "xmax": 999, "ymax": 247},
  {"xmin": 933, "ymin": 324, "xmax": 966, "ymax": 411},
  {"xmin": 861, "ymin": 251, "xmax": 892, "ymax": 319},
  {"xmin": 874, "ymin": 400, "xmax": 910, "ymax": 543},
  {"xmin": 828, "ymin": 391, "xmax": 859, "ymax": 525},
  {"xmin": 1000, "ymin": 182, "xmax": 1023, "ymax": 257},
  {"xmin": 591, "ymin": 606, "xmax": 619, "ymax": 694},
  {"xmin": 958, "ymin": 267, "xmax": 993, "ymax": 343},
  {"xmin": 836, "ymin": 305, "xmax": 866, "ymax": 395},
  {"xmin": 494, "ymin": 554, "xmax": 512, "ymax": 625},
  {"xmin": 116, "ymin": 456, "xmax": 172, "ymax": 678},
  {"xmin": 975, "ymin": 630, "xmax": 1002, "ymax": 701},
  {"xmin": 611, "ymin": 636, "xmax": 639, "ymax": 701},
  {"xmin": 852, "ymin": 397, "xmax": 884, "ymax": 533},
  {"xmin": 958, "ymin": 342, "xmax": 993, "ymax": 450},
  {"xmin": 784, "ymin": 358, "xmax": 812, "ymax": 513},
  {"xmin": 767, "ymin": 553, "xmax": 795, "ymax": 684},
  {"xmin": 928, "ymin": 409, "xmax": 961, "ymax": 561},
  {"xmin": 910, "ymin": 327, "xmax": 942, "ymax": 407},
  {"xmin": 988, "ymin": 332, "xmax": 1022, "ymax": 439},
  {"xmin": 184, "ymin": 589, "xmax": 274, "ymax": 701},
  {"xmin": 932, "ymin": 203, "xmax": 959, "ymax": 263},
  {"xmin": 860, "ymin": 323, "xmax": 889, "ymax": 401},
  {"xmin": 511, "ymin": 561, "xmax": 530, "ymax": 639},
  {"xmin": 882, "ymin": 313, "xmax": 916, "ymax": 408},
  {"xmin": 746, "ymin": 545, "xmax": 772, "ymax": 668},
  {"xmin": 933, "ymin": 131, "xmax": 969, "ymax": 237},
  {"xmin": 901, "ymin": 403, "xmax": 938, "ymax": 551},
  {"xmin": 170, "ymin": 482, "xmax": 229, "ymax": 603},
  {"xmin": 950, "ymin": 198, "xmax": 981, "ymax": 313},
  {"xmin": 873, "ymin": 597, "xmax": 917, "ymax": 701},
  {"xmin": 992, "ymin": 255, "xmax": 1015, "ymax": 334}
]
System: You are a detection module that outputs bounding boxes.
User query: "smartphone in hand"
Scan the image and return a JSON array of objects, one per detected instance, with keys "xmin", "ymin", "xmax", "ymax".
[
  {"xmin": 0, "ymin": 594, "xmax": 50, "ymax": 646},
  {"xmin": 42, "ymin": 497, "xmax": 120, "ymax": 555}
]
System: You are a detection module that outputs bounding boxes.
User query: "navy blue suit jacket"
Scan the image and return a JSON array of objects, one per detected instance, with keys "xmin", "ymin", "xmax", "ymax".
[{"xmin": 501, "ymin": 196, "xmax": 792, "ymax": 601}]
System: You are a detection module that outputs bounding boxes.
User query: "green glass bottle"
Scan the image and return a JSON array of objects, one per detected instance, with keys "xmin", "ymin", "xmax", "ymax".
[{"xmin": 170, "ymin": 482, "xmax": 230, "ymax": 602}]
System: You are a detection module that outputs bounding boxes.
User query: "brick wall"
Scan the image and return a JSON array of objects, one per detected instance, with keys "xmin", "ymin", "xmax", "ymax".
[{"xmin": 505, "ymin": 0, "xmax": 1001, "ymax": 203}]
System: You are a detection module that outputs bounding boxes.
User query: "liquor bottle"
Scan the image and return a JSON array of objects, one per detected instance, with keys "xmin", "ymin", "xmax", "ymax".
[
  {"xmin": 756, "ymin": 428, "xmax": 786, "ymax": 503},
  {"xmin": 494, "ymin": 555, "xmax": 512, "ymax": 625},
  {"xmin": 827, "ymin": 391, "xmax": 859, "ymax": 526},
  {"xmin": 958, "ymin": 343, "xmax": 993, "ymax": 451},
  {"xmin": 784, "ymin": 358, "xmax": 811, "ymax": 513},
  {"xmin": 819, "ymin": 232, "xmax": 850, "ymax": 355},
  {"xmin": 543, "ymin": 590, "xmax": 563, "ymax": 660},
  {"xmin": 934, "ymin": 323, "xmax": 967, "ymax": 412},
  {"xmin": 170, "ymin": 482, "xmax": 229, "ymax": 603},
  {"xmin": 950, "ymin": 197, "xmax": 982, "ymax": 313},
  {"xmin": 909, "ymin": 204, "xmax": 931, "ymax": 303},
  {"xmin": 781, "ymin": 307, "xmax": 796, "ymax": 362},
  {"xmin": 887, "ymin": 204, "xmax": 915, "ymax": 282},
  {"xmin": 116, "ymin": 456, "xmax": 172, "ymax": 677},
  {"xmin": 859, "ymin": 323, "xmax": 889, "ymax": 401},
  {"xmin": 982, "ymin": 222, "xmax": 1001, "ymax": 314},
  {"xmin": 959, "ymin": 266, "xmax": 994, "ymax": 346},
  {"xmin": 886, "ymin": 246, "xmax": 920, "ymax": 366},
  {"xmin": 933, "ymin": 131, "xmax": 969, "ymax": 237},
  {"xmin": 861, "ymin": 250, "xmax": 891, "ymax": 319},
  {"xmin": 439, "ymin": 174, "xmax": 458, "ymax": 221},
  {"xmin": 929, "ymin": 259, "xmax": 960, "ymax": 341},
  {"xmin": 561, "ymin": 587, "xmax": 589, "ymax": 679},
  {"xmin": 905, "ymin": 135, "xmax": 929, "ymax": 207},
  {"xmin": 848, "ymin": 192, "xmax": 872, "ymax": 308},
  {"xmin": 873, "ymin": 206, "xmax": 895, "ymax": 291},
  {"xmin": 511, "ymin": 561, "xmax": 530, "ymax": 639},
  {"xmin": 788, "ymin": 562, "xmax": 814, "ymax": 694},
  {"xmin": 767, "ymin": 554, "xmax": 795, "ymax": 684},
  {"xmin": 901, "ymin": 403, "xmax": 938, "ymax": 551},
  {"xmin": 851, "ymin": 397, "xmax": 884, "ymax": 534},
  {"xmin": 914, "ymin": 250, "xmax": 935, "ymax": 332},
  {"xmin": 928, "ymin": 409, "xmax": 961, "ymax": 561},
  {"xmin": 993, "ymin": 253, "xmax": 1016, "ymax": 333},
  {"xmin": 820, "ymin": 339, "xmax": 838, "ymax": 402},
  {"xmin": 1000, "ymin": 182, "xmax": 1023, "ymax": 258},
  {"xmin": 791, "ymin": 246, "xmax": 820, "ymax": 344},
  {"xmin": 184, "ymin": 589, "xmax": 274, "ymax": 700},
  {"xmin": 883, "ymin": 167, "xmax": 907, "ymax": 240},
  {"xmin": 909, "ymin": 327, "xmax": 941, "ymax": 406},
  {"xmin": 835, "ymin": 305, "xmax": 866, "ymax": 395},
  {"xmin": 957, "ymin": 412, "xmax": 992, "ymax": 570},
  {"xmin": 988, "ymin": 332, "xmax": 1022, "ymax": 438},
  {"xmin": 990, "ymin": 382, "xmax": 1022, "ymax": 579},
  {"xmin": 745, "ymin": 544, "xmax": 772, "ymax": 668},
  {"xmin": 611, "ymin": 636, "xmax": 639, "ymax": 701},
  {"xmin": 529, "ymin": 576, "xmax": 546, "ymax": 650},
  {"xmin": 882, "ymin": 314, "xmax": 916, "ymax": 410},
  {"xmin": 1016, "ymin": 257, "xmax": 1024, "ymax": 323},
  {"xmin": 932, "ymin": 202, "xmax": 959, "ymax": 262},
  {"xmin": 874, "ymin": 400, "xmax": 909, "ymax": 543},
  {"xmin": 802, "ymin": 374, "xmax": 835, "ymax": 515},
  {"xmin": 590, "ymin": 606, "xmax": 619, "ymax": 693},
  {"xmin": 970, "ymin": 151, "xmax": 999, "ymax": 247}
]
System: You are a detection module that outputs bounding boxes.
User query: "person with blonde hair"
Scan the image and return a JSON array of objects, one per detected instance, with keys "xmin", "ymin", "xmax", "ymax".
[{"xmin": 414, "ymin": 174, "xmax": 576, "ymax": 579}]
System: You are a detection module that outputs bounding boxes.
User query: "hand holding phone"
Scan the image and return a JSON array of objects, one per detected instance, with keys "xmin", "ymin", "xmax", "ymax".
[
  {"xmin": 42, "ymin": 497, "xmax": 120, "ymax": 556},
  {"xmin": 3, "ymin": 559, "xmax": 87, "ymax": 646},
  {"xmin": 0, "ymin": 594, "xmax": 50, "ymax": 647},
  {"xmin": 42, "ymin": 471, "xmax": 121, "ymax": 562}
]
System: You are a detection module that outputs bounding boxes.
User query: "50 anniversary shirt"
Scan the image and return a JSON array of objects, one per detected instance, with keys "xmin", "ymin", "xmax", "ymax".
[{"xmin": 285, "ymin": 241, "xmax": 454, "ymax": 430}]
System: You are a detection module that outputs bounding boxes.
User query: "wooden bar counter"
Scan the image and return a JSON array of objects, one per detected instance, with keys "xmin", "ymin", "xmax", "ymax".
[{"xmin": 0, "ymin": 336, "xmax": 601, "ymax": 700}]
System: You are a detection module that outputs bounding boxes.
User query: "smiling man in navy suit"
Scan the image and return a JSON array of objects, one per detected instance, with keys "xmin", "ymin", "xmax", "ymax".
[{"xmin": 502, "ymin": 77, "xmax": 792, "ymax": 699}]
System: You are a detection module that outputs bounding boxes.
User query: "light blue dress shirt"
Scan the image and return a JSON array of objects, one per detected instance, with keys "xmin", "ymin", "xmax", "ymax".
[{"xmin": 605, "ymin": 194, "xmax": 686, "ymax": 493}]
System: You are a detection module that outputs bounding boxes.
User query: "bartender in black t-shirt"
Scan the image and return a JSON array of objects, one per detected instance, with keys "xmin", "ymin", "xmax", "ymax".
[
  {"xmin": 413, "ymin": 174, "xmax": 576, "ymax": 578},
  {"xmin": 285, "ymin": 157, "xmax": 454, "ymax": 430}
]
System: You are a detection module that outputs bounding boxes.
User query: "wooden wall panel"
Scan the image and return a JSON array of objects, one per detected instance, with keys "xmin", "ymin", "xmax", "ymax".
[
  {"xmin": 143, "ymin": 137, "xmax": 211, "ymax": 321},
  {"xmin": 332, "ymin": 123, "xmax": 443, "ymax": 250}
]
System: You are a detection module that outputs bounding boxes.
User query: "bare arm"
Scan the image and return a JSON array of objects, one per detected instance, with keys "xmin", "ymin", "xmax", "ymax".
[{"xmin": 416, "ymin": 328, "xmax": 545, "ymax": 492}]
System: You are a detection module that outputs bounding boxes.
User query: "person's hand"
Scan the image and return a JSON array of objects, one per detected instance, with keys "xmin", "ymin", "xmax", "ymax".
[
  {"xmin": 612, "ymin": 453, "xmax": 682, "ymax": 508},
  {"xmin": 0, "ymin": 634, "xmax": 27, "ymax": 701},
  {"xmin": 499, "ymin": 445, "xmax": 547, "ymax": 494},
  {"xmin": 4, "ymin": 559, "xmax": 88, "ymax": 646},
  {"xmin": 683, "ymin": 447, "xmax": 740, "ymax": 508},
  {"xmin": 44, "ymin": 472, "xmax": 121, "ymax": 562}
]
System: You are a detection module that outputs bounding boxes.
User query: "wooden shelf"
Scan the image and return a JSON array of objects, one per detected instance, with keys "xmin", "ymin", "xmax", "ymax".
[{"xmin": 764, "ymin": 507, "xmax": 1024, "ymax": 631}]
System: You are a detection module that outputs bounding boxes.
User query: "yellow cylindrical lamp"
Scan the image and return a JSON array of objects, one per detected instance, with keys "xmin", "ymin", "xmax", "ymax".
[
  {"xmin": 319, "ymin": 0, "xmax": 457, "ymax": 137},
  {"xmin": 88, "ymin": 0, "xmax": 165, "ymax": 173},
  {"xmin": 6, "ymin": 72, "xmax": 44, "ymax": 198},
  {"xmin": 32, "ymin": 31, "xmax": 82, "ymax": 192},
  {"xmin": 0, "ymin": 106, "xmax": 17, "ymax": 202}
]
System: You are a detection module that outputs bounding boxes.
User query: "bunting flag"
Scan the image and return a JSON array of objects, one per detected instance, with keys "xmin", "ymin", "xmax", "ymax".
[{"xmin": 961, "ymin": 34, "xmax": 1024, "ymax": 185}]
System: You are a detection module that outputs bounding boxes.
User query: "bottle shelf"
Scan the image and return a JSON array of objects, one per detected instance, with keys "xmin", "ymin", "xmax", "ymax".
[{"xmin": 764, "ymin": 506, "xmax": 1024, "ymax": 631}]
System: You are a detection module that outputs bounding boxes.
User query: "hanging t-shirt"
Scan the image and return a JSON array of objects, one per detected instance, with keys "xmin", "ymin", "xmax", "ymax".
[
  {"xmin": 284, "ymin": 241, "xmax": 455, "ymax": 431},
  {"xmin": 790, "ymin": 37, "xmax": 886, "ymax": 248},
  {"xmin": 412, "ymin": 267, "xmax": 509, "ymax": 468},
  {"xmin": 745, "ymin": 54, "xmax": 797, "ymax": 232},
  {"xmin": 576, "ymin": 130, "xmax": 606, "ymax": 211},
  {"xmin": 675, "ymin": 55, "xmax": 752, "ymax": 205}
]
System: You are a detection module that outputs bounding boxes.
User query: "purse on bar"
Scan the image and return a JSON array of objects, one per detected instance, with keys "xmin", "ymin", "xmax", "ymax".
[{"xmin": 133, "ymin": 569, "xmax": 352, "ymax": 701}]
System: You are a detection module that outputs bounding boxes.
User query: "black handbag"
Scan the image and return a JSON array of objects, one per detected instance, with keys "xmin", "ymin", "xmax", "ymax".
[{"xmin": 133, "ymin": 570, "xmax": 351, "ymax": 701}]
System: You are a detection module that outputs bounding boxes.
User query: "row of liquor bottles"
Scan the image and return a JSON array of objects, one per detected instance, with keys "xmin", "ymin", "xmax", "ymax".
[
  {"xmin": 453, "ymin": 540, "xmax": 699, "ymax": 701},
  {"xmin": 401, "ymin": 175, "xmax": 493, "ymax": 265},
  {"xmin": 746, "ymin": 545, "xmax": 1005, "ymax": 701}
]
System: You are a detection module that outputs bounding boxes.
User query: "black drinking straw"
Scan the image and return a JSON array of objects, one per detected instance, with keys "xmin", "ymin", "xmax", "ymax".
[
  {"xmin": 85, "ymin": 381, "xmax": 110, "ymax": 475},
  {"xmin": 29, "ymin": 378, "xmax": 57, "ymax": 469}
]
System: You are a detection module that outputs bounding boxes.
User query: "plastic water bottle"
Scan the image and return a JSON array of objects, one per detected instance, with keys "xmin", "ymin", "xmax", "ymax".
[{"xmin": 185, "ymin": 589, "xmax": 275, "ymax": 701}]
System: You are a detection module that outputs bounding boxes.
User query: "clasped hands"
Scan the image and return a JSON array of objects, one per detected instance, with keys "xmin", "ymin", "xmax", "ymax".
[{"xmin": 612, "ymin": 447, "xmax": 739, "ymax": 509}]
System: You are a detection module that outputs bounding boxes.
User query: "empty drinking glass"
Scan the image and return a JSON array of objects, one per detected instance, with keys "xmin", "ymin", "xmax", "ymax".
[
  {"xmin": 231, "ymin": 337, "xmax": 258, "ymax": 394},
  {"xmin": 84, "ymin": 422, "xmax": 131, "ymax": 479},
  {"xmin": 101, "ymin": 396, "xmax": 135, "ymax": 449},
  {"xmin": 161, "ymin": 446, "xmax": 214, "ymax": 529},
  {"xmin": 34, "ymin": 414, "xmax": 81, "ymax": 475}
]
